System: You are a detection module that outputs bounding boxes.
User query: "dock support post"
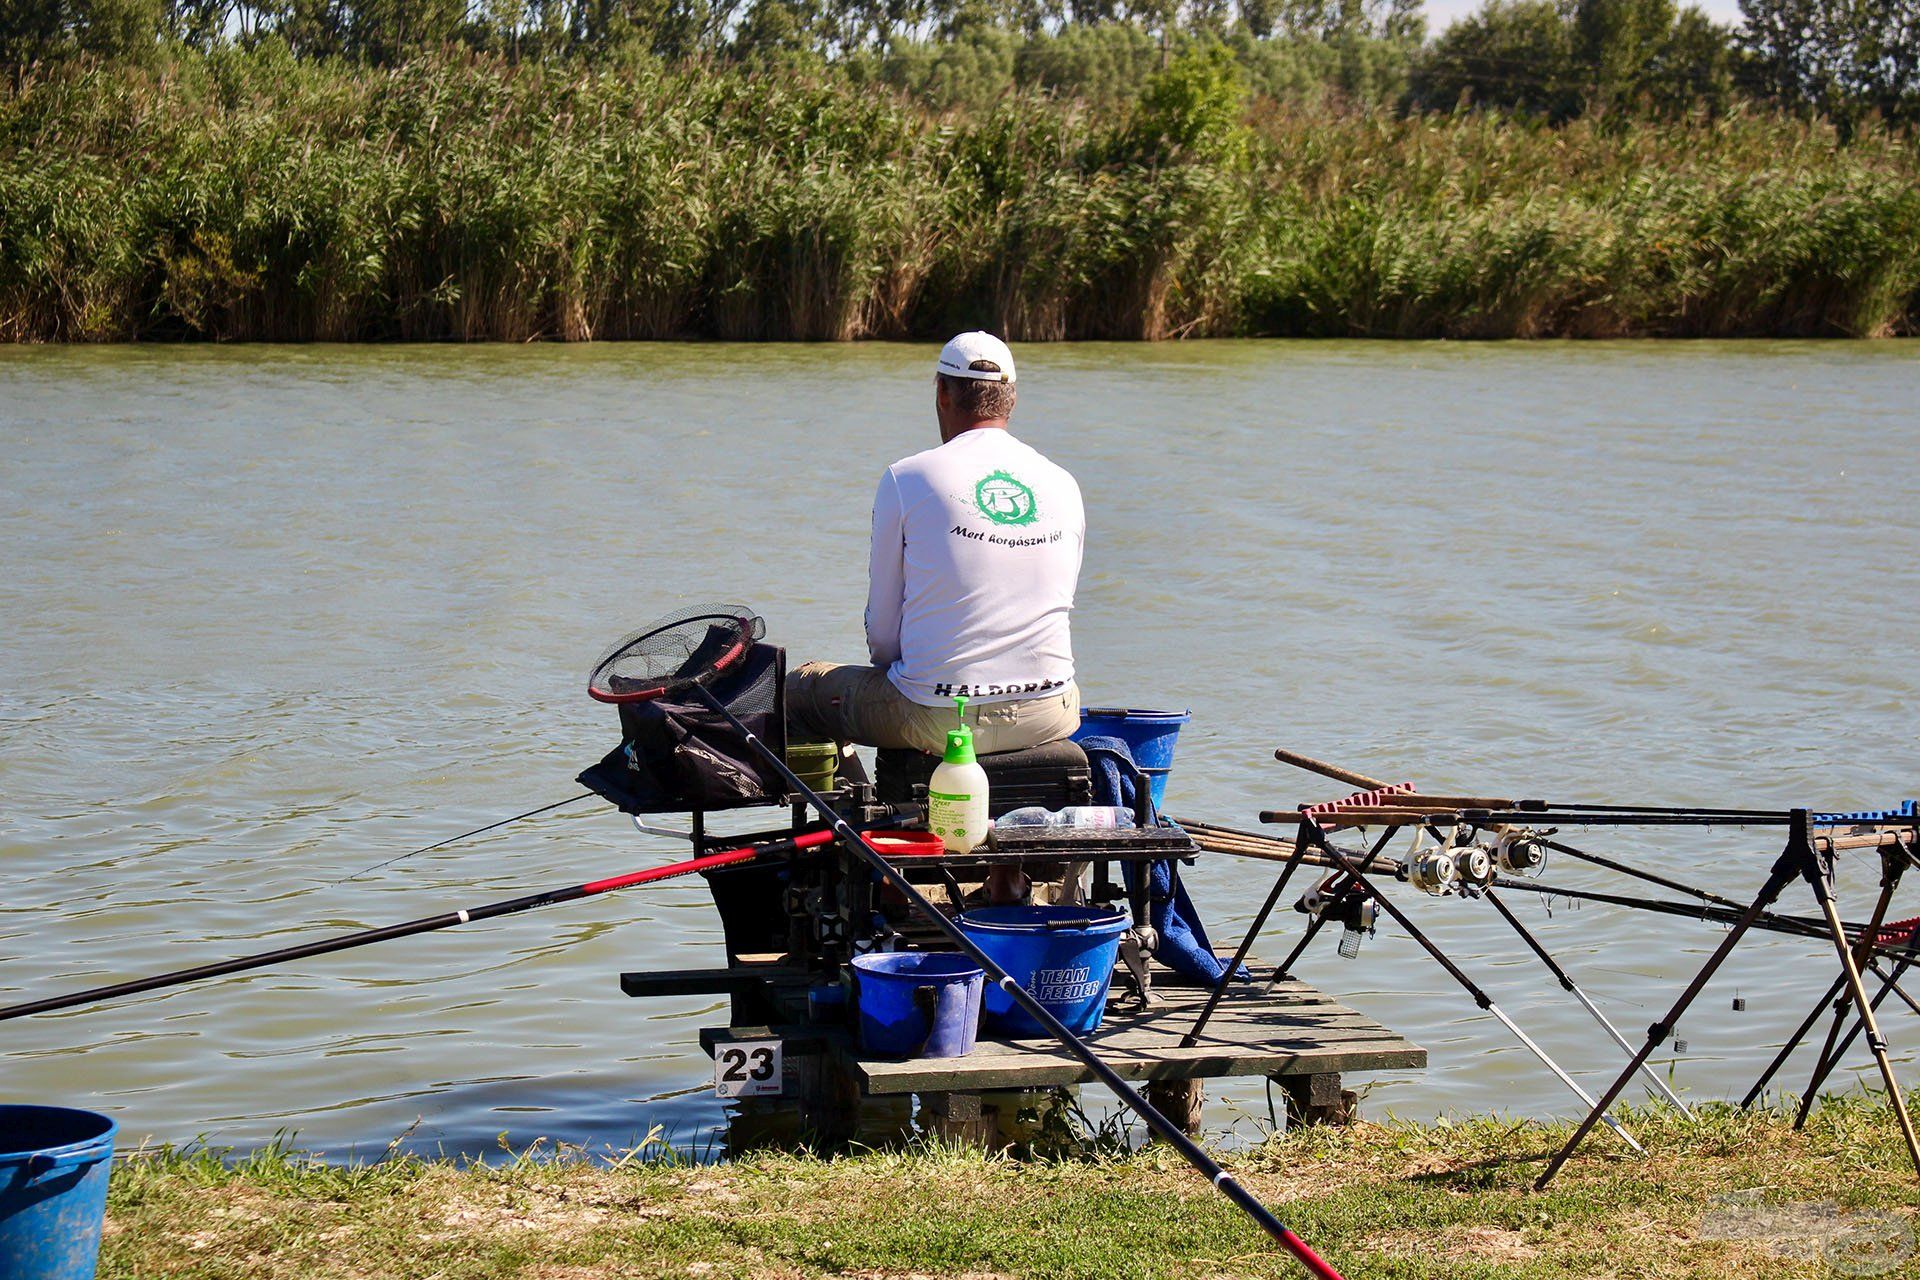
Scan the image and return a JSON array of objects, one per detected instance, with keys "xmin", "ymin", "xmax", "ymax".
[
  {"xmin": 792, "ymin": 1053, "xmax": 860, "ymax": 1146},
  {"xmin": 921, "ymin": 1091, "xmax": 995, "ymax": 1145},
  {"xmin": 1279, "ymin": 1073, "xmax": 1352, "ymax": 1127},
  {"xmin": 1147, "ymin": 1079, "xmax": 1204, "ymax": 1136}
]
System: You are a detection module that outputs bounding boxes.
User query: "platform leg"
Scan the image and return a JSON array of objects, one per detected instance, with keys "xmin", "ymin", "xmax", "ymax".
[
  {"xmin": 792, "ymin": 1054, "xmax": 861, "ymax": 1147},
  {"xmin": 1280, "ymin": 1072, "xmax": 1352, "ymax": 1127},
  {"xmin": 1147, "ymin": 1079, "xmax": 1205, "ymax": 1137},
  {"xmin": 921, "ymin": 1091, "xmax": 996, "ymax": 1146}
]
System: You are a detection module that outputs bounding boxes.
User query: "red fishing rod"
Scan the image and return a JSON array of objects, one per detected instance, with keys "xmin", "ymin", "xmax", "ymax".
[{"xmin": 0, "ymin": 825, "xmax": 937, "ymax": 1023}]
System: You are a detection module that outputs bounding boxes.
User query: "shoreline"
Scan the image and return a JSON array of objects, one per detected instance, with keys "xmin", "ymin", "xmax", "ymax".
[{"xmin": 102, "ymin": 1099, "xmax": 1920, "ymax": 1278}]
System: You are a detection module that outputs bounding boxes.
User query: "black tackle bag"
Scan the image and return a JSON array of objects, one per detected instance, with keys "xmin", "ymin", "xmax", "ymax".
[{"xmin": 578, "ymin": 642, "xmax": 789, "ymax": 813}]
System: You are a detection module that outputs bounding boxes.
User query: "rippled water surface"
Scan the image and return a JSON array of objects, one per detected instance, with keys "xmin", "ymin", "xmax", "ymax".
[{"xmin": 3, "ymin": 340, "xmax": 1917, "ymax": 1158}]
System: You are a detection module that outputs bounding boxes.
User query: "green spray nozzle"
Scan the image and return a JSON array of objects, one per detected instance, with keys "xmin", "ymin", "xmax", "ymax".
[{"xmin": 943, "ymin": 695, "xmax": 975, "ymax": 766}]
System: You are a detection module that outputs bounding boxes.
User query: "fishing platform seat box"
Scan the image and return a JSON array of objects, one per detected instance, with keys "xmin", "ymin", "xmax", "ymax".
[
  {"xmin": 577, "ymin": 642, "xmax": 789, "ymax": 814},
  {"xmin": 876, "ymin": 738, "xmax": 1093, "ymax": 818}
]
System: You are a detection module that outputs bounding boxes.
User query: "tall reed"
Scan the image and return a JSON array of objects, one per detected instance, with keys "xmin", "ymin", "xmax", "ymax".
[{"xmin": 1, "ymin": 49, "xmax": 1914, "ymax": 342}]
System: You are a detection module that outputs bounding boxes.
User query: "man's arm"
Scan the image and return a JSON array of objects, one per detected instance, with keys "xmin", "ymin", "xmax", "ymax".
[{"xmin": 865, "ymin": 468, "xmax": 906, "ymax": 667}]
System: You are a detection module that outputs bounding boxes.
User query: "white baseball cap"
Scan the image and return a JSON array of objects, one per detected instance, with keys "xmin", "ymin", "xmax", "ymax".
[{"xmin": 937, "ymin": 331, "xmax": 1016, "ymax": 383}]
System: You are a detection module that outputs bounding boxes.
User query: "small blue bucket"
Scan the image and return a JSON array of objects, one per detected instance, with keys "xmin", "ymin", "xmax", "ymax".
[
  {"xmin": 957, "ymin": 905, "xmax": 1128, "ymax": 1037},
  {"xmin": 852, "ymin": 952, "xmax": 984, "ymax": 1058},
  {"xmin": 1073, "ymin": 708, "xmax": 1192, "ymax": 810},
  {"xmin": 0, "ymin": 1105, "xmax": 118, "ymax": 1280}
]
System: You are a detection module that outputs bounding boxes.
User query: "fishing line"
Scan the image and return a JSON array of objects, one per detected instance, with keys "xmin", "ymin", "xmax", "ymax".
[{"xmin": 327, "ymin": 792, "xmax": 602, "ymax": 886}]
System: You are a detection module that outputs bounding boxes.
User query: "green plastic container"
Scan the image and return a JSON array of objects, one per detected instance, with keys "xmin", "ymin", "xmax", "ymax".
[{"xmin": 785, "ymin": 741, "xmax": 839, "ymax": 793}]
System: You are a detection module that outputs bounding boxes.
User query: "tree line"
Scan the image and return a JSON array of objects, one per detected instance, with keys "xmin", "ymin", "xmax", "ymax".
[{"xmin": 2, "ymin": 0, "xmax": 1915, "ymax": 126}]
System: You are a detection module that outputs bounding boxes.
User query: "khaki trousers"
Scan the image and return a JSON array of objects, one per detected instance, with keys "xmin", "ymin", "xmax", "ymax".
[{"xmin": 787, "ymin": 662, "xmax": 1081, "ymax": 757}]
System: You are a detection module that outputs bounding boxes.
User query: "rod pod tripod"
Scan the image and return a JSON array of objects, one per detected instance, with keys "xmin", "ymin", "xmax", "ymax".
[{"xmin": 1536, "ymin": 810, "xmax": 1920, "ymax": 1189}]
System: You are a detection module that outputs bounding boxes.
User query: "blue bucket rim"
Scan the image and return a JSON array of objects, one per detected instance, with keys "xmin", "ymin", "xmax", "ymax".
[
  {"xmin": 1080, "ymin": 707, "xmax": 1191, "ymax": 722},
  {"xmin": 956, "ymin": 905, "xmax": 1128, "ymax": 935},
  {"xmin": 852, "ymin": 951, "xmax": 983, "ymax": 980},
  {"xmin": 0, "ymin": 1104, "xmax": 118, "ymax": 1166}
]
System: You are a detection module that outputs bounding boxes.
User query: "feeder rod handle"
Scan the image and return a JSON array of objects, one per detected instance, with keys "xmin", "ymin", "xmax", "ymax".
[
  {"xmin": 697, "ymin": 688, "xmax": 1345, "ymax": 1280},
  {"xmin": 1272, "ymin": 749, "xmax": 1387, "ymax": 791}
]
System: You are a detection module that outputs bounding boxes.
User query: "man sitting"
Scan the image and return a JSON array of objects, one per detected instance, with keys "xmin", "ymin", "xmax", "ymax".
[{"xmin": 788, "ymin": 331, "xmax": 1085, "ymax": 759}]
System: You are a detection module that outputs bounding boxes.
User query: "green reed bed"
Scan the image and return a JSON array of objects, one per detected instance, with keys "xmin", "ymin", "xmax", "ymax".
[{"xmin": 2, "ymin": 48, "xmax": 1916, "ymax": 342}]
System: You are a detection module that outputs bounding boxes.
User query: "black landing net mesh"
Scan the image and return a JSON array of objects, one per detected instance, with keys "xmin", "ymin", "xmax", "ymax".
[{"xmin": 587, "ymin": 605, "xmax": 764, "ymax": 703}]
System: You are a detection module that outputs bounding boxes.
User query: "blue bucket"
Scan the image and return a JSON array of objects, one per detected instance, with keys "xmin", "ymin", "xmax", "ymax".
[
  {"xmin": 852, "ymin": 952, "xmax": 984, "ymax": 1058},
  {"xmin": 957, "ymin": 905, "xmax": 1128, "ymax": 1037},
  {"xmin": 0, "ymin": 1105, "xmax": 118, "ymax": 1280},
  {"xmin": 1073, "ymin": 708, "xmax": 1192, "ymax": 810}
]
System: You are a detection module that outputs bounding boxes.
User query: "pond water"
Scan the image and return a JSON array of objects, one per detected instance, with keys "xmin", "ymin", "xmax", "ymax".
[{"xmin": 2, "ymin": 339, "xmax": 1916, "ymax": 1159}]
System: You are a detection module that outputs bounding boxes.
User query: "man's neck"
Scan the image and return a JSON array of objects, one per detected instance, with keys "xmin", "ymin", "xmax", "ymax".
[{"xmin": 940, "ymin": 419, "xmax": 1010, "ymax": 444}]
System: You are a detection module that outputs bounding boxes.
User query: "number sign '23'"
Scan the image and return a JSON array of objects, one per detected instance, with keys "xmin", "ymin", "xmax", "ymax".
[{"xmin": 713, "ymin": 1040, "xmax": 783, "ymax": 1099}]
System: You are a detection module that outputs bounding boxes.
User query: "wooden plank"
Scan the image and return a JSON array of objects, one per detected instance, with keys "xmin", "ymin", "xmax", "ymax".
[{"xmin": 843, "ymin": 981, "xmax": 1424, "ymax": 1094}]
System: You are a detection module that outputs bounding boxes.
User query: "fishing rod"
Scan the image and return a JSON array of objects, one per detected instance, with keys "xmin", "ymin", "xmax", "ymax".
[
  {"xmin": 1180, "ymin": 824, "xmax": 1403, "ymax": 1050},
  {"xmin": 1487, "ymin": 875, "xmax": 1907, "ymax": 951},
  {"xmin": 1297, "ymin": 819, "xmax": 1644, "ymax": 1153},
  {"xmin": 330, "ymin": 792, "xmax": 602, "ymax": 885},
  {"xmin": 0, "ymin": 823, "xmax": 920, "ymax": 1023},
  {"xmin": 1267, "ymin": 752, "xmax": 1802, "ymax": 822},
  {"xmin": 589, "ymin": 612, "xmax": 1342, "ymax": 1279}
]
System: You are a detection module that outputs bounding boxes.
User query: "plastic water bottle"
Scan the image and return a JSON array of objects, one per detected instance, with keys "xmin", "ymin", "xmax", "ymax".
[
  {"xmin": 1058, "ymin": 806, "xmax": 1136, "ymax": 829},
  {"xmin": 993, "ymin": 806, "xmax": 1136, "ymax": 830},
  {"xmin": 928, "ymin": 696, "xmax": 989, "ymax": 854}
]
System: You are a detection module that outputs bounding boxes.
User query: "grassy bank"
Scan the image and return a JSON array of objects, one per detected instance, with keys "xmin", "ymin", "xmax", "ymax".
[
  {"xmin": 3, "ymin": 50, "xmax": 1918, "ymax": 344},
  {"xmin": 103, "ymin": 1098, "xmax": 1920, "ymax": 1278}
]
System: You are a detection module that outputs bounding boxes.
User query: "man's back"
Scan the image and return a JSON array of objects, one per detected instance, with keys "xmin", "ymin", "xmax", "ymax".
[{"xmin": 867, "ymin": 428, "xmax": 1084, "ymax": 707}]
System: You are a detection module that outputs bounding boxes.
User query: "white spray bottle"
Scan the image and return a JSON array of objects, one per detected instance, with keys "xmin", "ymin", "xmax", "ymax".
[{"xmin": 928, "ymin": 695, "xmax": 989, "ymax": 854}]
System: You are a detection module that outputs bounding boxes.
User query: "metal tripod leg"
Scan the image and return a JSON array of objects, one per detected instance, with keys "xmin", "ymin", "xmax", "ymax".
[
  {"xmin": 1534, "ymin": 813, "xmax": 1808, "ymax": 1190},
  {"xmin": 1794, "ymin": 844, "xmax": 1904, "ymax": 1128},
  {"xmin": 1742, "ymin": 968, "xmax": 1851, "ymax": 1110},
  {"xmin": 1780, "ymin": 950, "xmax": 1920, "ymax": 1116},
  {"xmin": 1308, "ymin": 827, "xmax": 1642, "ymax": 1155},
  {"xmin": 1804, "ymin": 860, "xmax": 1920, "ymax": 1176},
  {"xmin": 1483, "ymin": 889, "xmax": 1695, "ymax": 1118},
  {"xmin": 1181, "ymin": 824, "xmax": 1399, "ymax": 1049}
]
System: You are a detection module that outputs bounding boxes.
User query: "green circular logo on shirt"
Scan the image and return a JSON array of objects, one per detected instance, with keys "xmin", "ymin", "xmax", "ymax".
[{"xmin": 974, "ymin": 471, "xmax": 1038, "ymax": 526}]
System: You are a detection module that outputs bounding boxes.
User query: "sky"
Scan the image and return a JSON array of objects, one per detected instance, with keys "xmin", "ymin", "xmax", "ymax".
[{"xmin": 1422, "ymin": 0, "xmax": 1745, "ymax": 27}]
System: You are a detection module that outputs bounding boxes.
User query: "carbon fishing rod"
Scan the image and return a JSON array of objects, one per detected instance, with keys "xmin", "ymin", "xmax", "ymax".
[
  {"xmin": 0, "ymin": 823, "xmax": 922, "ymax": 1024},
  {"xmin": 583, "ymin": 609, "xmax": 1344, "ymax": 1279},
  {"xmin": 1297, "ymin": 819, "xmax": 1643, "ymax": 1153},
  {"xmin": 1267, "ymin": 750, "xmax": 1717, "ymax": 1118},
  {"xmin": 1180, "ymin": 824, "xmax": 1404, "ymax": 1050},
  {"xmin": 329, "ymin": 791, "xmax": 603, "ymax": 885}
]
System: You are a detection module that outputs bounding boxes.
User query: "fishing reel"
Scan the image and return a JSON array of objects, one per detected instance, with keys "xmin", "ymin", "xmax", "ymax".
[
  {"xmin": 1492, "ymin": 827, "xmax": 1552, "ymax": 876},
  {"xmin": 1334, "ymin": 895, "xmax": 1379, "ymax": 959},
  {"xmin": 1404, "ymin": 830, "xmax": 1460, "ymax": 896},
  {"xmin": 1453, "ymin": 844, "xmax": 1495, "ymax": 888}
]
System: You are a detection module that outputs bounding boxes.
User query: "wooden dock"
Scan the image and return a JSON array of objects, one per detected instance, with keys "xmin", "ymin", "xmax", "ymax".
[{"xmin": 635, "ymin": 952, "xmax": 1424, "ymax": 1141}]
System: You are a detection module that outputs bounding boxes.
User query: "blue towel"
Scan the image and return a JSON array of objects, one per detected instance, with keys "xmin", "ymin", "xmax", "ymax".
[{"xmin": 1078, "ymin": 735, "xmax": 1249, "ymax": 986}]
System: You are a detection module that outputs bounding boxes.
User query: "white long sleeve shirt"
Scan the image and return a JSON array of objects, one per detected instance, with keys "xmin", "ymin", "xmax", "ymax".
[{"xmin": 865, "ymin": 428, "xmax": 1084, "ymax": 707}]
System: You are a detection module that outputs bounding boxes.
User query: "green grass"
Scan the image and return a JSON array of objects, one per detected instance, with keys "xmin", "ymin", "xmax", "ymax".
[
  {"xmin": 2, "ymin": 48, "xmax": 1918, "ymax": 343},
  {"xmin": 102, "ymin": 1097, "xmax": 1920, "ymax": 1278}
]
